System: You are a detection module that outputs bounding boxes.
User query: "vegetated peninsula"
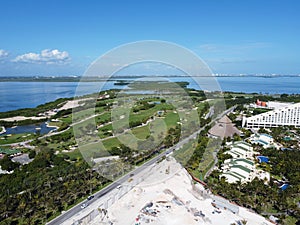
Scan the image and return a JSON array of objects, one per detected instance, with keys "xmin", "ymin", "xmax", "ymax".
[{"xmin": 0, "ymin": 82, "xmax": 299, "ymax": 225}]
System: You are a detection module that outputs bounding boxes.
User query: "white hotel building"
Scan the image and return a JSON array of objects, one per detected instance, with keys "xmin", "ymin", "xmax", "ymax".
[{"xmin": 243, "ymin": 102, "xmax": 300, "ymax": 128}]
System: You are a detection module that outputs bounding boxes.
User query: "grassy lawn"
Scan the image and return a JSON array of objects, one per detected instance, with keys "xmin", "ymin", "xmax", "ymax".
[
  {"xmin": 129, "ymin": 103, "xmax": 173, "ymax": 122},
  {"xmin": 98, "ymin": 124, "xmax": 113, "ymax": 139},
  {"xmin": 45, "ymin": 137, "xmax": 76, "ymax": 151},
  {"xmin": 72, "ymin": 108, "xmax": 97, "ymax": 123},
  {"xmin": 63, "ymin": 149, "xmax": 82, "ymax": 160},
  {"xmin": 102, "ymin": 137, "xmax": 122, "ymax": 150},
  {"xmin": 71, "ymin": 112, "xmax": 112, "ymax": 138},
  {"xmin": 63, "ymin": 139, "xmax": 117, "ymax": 161},
  {"xmin": 114, "ymin": 132, "xmax": 138, "ymax": 149},
  {"xmin": 79, "ymin": 141, "xmax": 110, "ymax": 159},
  {"xmin": 90, "ymin": 106, "xmax": 197, "ymax": 156},
  {"xmin": 0, "ymin": 146, "xmax": 21, "ymax": 154},
  {"xmin": 107, "ymin": 102, "xmax": 174, "ymax": 134},
  {"xmin": 149, "ymin": 118, "xmax": 167, "ymax": 139},
  {"xmin": 60, "ymin": 115, "xmax": 72, "ymax": 124},
  {"xmin": 0, "ymin": 133, "xmax": 34, "ymax": 145},
  {"xmin": 131, "ymin": 124, "xmax": 150, "ymax": 139},
  {"xmin": 98, "ymin": 123, "xmax": 113, "ymax": 132},
  {"xmin": 47, "ymin": 121, "xmax": 63, "ymax": 128},
  {"xmin": 184, "ymin": 109, "xmax": 200, "ymax": 124},
  {"xmin": 72, "ymin": 118, "xmax": 97, "ymax": 136},
  {"xmin": 94, "ymin": 105, "xmax": 107, "ymax": 114},
  {"xmin": 95, "ymin": 112, "xmax": 111, "ymax": 124},
  {"xmin": 164, "ymin": 112, "xmax": 180, "ymax": 128}
]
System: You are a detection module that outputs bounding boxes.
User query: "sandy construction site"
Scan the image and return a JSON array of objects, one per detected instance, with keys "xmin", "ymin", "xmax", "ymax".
[{"xmin": 85, "ymin": 157, "xmax": 273, "ymax": 225}]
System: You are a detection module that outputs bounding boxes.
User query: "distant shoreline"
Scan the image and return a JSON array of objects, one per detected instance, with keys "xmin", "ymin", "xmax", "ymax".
[
  {"xmin": 0, "ymin": 75, "xmax": 300, "ymax": 82},
  {"xmin": 1, "ymin": 76, "xmax": 300, "ymax": 113}
]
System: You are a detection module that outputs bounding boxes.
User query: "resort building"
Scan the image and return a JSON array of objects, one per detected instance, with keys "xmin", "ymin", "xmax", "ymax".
[
  {"xmin": 249, "ymin": 99, "xmax": 292, "ymax": 110},
  {"xmin": 208, "ymin": 115, "xmax": 240, "ymax": 139},
  {"xmin": 220, "ymin": 141, "xmax": 269, "ymax": 184},
  {"xmin": 243, "ymin": 102, "xmax": 300, "ymax": 128},
  {"xmin": 221, "ymin": 158, "xmax": 255, "ymax": 184},
  {"xmin": 225, "ymin": 141, "xmax": 257, "ymax": 159}
]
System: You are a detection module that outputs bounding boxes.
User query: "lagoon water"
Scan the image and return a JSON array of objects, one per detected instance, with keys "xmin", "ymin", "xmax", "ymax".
[
  {"xmin": 0, "ymin": 76, "xmax": 300, "ymax": 112},
  {"xmin": 0, "ymin": 81, "xmax": 116, "ymax": 112},
  {"xmin": 1, "ymin": 122, "xmax": 56, "ymax": 135}
]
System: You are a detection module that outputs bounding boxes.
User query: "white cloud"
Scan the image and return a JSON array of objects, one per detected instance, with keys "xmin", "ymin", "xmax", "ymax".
[
  {"xmin": 0, "ymin": 49, "xmax": 9, "ymax": 59},
  {"xmin": 13, "ymin": 49, "xmax": 70, "ymax": 64}
]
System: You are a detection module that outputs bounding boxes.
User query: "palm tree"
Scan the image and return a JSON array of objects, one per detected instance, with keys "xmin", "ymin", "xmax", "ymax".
[{"xmin": 241, "ymin": 219, "xmax": 248, "ymax": 225}]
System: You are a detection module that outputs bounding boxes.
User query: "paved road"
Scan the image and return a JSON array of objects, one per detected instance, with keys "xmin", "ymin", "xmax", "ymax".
[{"xmin": 47, "ymin": 106, "xmax": 236, "ymax": 225}]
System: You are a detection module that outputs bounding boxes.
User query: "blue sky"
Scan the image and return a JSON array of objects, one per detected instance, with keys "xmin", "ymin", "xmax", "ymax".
[{"xmin": 0, "ymin": 0, "xmax": 299, "ymax": 76}]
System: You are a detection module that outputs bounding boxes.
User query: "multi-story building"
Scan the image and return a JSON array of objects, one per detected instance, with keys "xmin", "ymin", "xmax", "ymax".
[{"xmin": 243, "ymin": 102, "xmax": 300, "ymax": 128}]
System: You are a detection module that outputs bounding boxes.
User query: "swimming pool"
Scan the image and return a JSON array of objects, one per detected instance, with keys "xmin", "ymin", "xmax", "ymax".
[
  {"xmin": 257, "ymin": 156, "xmax": 269, "ymax": 163},
  {"xmin": 280, "ymin": 183, "xmax": 289, "ymax": 190}
]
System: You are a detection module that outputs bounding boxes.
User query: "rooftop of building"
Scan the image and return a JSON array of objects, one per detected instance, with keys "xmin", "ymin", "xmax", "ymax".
[
  {"xmin": 208, "ymin": 116, "xmax": 241, "ymax": 139},
  {"xmin": 231, "ymin": 165, "xmax": 251, "ymax": 173},
  {"xmin": 227, "ymin": 158, "xmax": 254, "ymax": 166}
]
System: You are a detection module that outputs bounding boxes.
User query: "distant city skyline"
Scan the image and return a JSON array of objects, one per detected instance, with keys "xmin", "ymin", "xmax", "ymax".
[{"xmin": 0, "ymin": 0, "xmax": 299, "ymax": 76}]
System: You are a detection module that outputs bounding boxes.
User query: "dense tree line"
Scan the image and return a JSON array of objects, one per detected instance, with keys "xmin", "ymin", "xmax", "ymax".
[
  {"xmin": 184, "ymin": 127, "xmax": 211, "ymax": 172},
  {"xmin": 0, "ymin": 148, "xmax": 109, "ymax": 224},
  {"xmin": 0, "ymin": 155, "xmax": 20, "ymax": 172}
]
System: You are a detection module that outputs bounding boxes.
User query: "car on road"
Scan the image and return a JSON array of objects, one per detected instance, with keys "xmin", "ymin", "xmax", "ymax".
[
  {"xmin": 87, "ymin": 195, "xmax": 94, "ymax": 200},
  {"xmin": 81, "ymin": 203, "xmax": 87, "ymax": 209}
]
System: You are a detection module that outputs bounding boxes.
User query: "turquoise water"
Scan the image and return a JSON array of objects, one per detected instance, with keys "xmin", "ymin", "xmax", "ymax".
[{"xmin": 1, "ymin": 76, "xmax": 300, "ymax": 112}]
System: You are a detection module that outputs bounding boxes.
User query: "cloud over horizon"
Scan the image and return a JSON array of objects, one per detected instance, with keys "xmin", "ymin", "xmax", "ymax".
[
  {"xmin": 0, "ymin": 49, "xmax": 9, "ymax": 59},
  {"xmin": 13, "ymin": 49, "xmax": 70, "ymax": 64}
]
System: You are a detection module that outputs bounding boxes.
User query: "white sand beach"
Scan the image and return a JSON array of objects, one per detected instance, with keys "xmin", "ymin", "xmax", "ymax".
[
  {"xmin": 0, "ymin": 98, "xmax": 92, "ymax": 122},
  {"xmin": 0, "ymin": 116, "xmax": 47, "ymax": 122},
  {"xmin": 58, "ymin": 98, "xmax": 92, "ymax": 111}
]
